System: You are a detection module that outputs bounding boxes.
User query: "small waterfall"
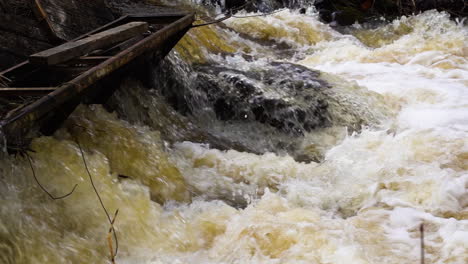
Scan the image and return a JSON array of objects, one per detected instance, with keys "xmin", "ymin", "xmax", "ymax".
[{"xmin": 0, "ymin": 2, "xmax": 467, "ymax": 263}]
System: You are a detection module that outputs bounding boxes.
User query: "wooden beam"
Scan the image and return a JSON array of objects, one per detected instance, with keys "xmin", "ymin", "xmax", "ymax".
[
  {"xmin": 71, "ymin": 15, "xmax": 130, "ymax": 41},
  {"xmin": 77, "ymin": 56, "xmax": 112, "ymax": 60},
  {"xmin": 29, "ymin": 22, "xmax": 149, "ymax": 65},
  {"xmin": 96, "ymin": 35, "xmax": 145, "ymax": 55},
  {"xmin": 0, "ymin": 87, "xmax": 55, "ymax": 96},
  {"xmin": 66, "ymin": 56, "xmax": 112, "ymax": 65}
]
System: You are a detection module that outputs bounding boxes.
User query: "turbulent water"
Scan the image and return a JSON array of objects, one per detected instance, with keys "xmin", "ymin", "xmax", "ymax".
[{"xmin": 1, "ymin": 4, "xmax": 467, "ymax": 264}]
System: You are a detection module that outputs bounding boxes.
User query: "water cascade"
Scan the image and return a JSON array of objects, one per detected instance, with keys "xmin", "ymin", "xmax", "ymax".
[{"xmin": 0, "ymin": 1, "xmax": 467, "ymax": 263}]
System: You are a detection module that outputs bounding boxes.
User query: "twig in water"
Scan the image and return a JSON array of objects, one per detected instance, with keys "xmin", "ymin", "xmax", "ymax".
[
  {"xmin": 191, "ymin": 14, "xmax": 233, "ymax": 28},
  {"xmin": 107, "ymin": 209, "xmax": 119, "ymax": 264},
  {"xmin": 26, "ymin": 152, "xmax": 78, "ymax": 200},
  {"xmin": 192, "ymin": 0, "xmax": 252, "ymax": 27},
  {"xmin": 76, "ymin": 138, "xmax": 119, "ymax": 262},
  {"xmin": 191, "ymin": 0, "xmax": 284, "ymax": 29},
  {"xmin": 192, "ymin": 9, "xmax": 285, "ymax": 28},
  {"xmin": 420, "ymin": 223, "xmax": 425, "ymax": 264},
  {"xmin": 232, "ymin": 9, "xmax": 285, "ymax": 18}
]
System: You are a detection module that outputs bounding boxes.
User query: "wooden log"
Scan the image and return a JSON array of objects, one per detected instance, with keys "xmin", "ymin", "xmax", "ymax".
[
  {"xmin": 0, "ymin": 87, "xmax": 55, "ymax": 96},
  {"xmin": 29, "ymin": 22, "xmax": 149, "ymax": 65}
]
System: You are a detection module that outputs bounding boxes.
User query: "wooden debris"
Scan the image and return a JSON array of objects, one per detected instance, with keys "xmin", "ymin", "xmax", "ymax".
[
  {"xmin": 0, "ymin": 87, "xmax": 55, "ymax": 96},
  {"xmin": 29, "ymin": 22, "xmax": 149, "ymax": 65},
  {"xmin": 1, "ymin": 13, "xmax": 194, "ymax": 148},
  {"xmin": 0, "ymin": 74, "xmax": 11, "ymax": 88}
]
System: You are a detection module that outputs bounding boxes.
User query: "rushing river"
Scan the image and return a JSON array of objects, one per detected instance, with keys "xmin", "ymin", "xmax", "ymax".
[{"xmin": 0, "ymin": 2, "xmax": 467, "ymax": 264}]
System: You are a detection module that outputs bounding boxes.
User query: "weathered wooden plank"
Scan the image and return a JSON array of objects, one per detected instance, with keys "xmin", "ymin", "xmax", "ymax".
[
  {"xmin": 75, "ymin": 56, "xmax": 112, "ymax": 61},
  {"xmin": 72, "ymin": 16, "xmax": 130, "ymax": 41},
  {"xmin": 97, "ymin": 35, "xmax": 145, "ymax": 56},
  {"xmin": 29, "ymin": 22, "xmax": 149, "ymax": 65},
  {"xmin": 1, "ymin": 13, "xmax": 195, "ymax": 148},
  {"xmin": 0, "ymin": 87, "xmax": 55, "ymax": 96},
  {"xmin": 65, "ymin": 56, "xmax": 112, "ymax": 66}
]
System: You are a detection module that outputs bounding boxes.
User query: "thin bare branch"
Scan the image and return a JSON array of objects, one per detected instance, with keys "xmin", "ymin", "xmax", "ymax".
[
  {"xmin": 232, "ymin": 9, "xmax": 285, "ymax": 18},
  {"xmin": 191, "ymin": 0, "xmax": 283, "ymax": 28},
  {"xmin": 0, "ymin": 74, "xmax": 12, "ymax": 88},
  {"xmin": 192, "ymin": 8, "xmax": 285, "ymax": 28},
  {"xmin": 26, "ymin": 152, "xmax": 78, "ymax": 200},
  {"xmin": 108, "ymin": 209, "xmax": 119, "ymax": 264},
  {"xmin": 191, "ymin": 14, "xmax": 233, "ymax": 28},
  {"xmin": 75, "ymin": 138, "xmax": 119, "ymax": 259}
]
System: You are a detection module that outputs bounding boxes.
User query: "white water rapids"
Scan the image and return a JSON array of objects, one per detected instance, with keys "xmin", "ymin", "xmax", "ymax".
[{"xmin": 0, "ymin": 6, "xmax": 467, "ymax": 264}]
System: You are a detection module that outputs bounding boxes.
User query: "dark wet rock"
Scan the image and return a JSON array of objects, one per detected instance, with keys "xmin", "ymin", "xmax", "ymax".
[
  {"xmin": 201, "ymin": 0, "xmax": 301, "ymax": 12},
  {"xmin": 108, "ymin": 52, "xmax": 391, "ymax": 161},
  {"xmin": 192, "ymin": 0, "xmax": 247, "ymax": 9},
  {"xmin": 153, "ymin": 55, "xmax": 390, "ymax": 139},
  {"xmin": 191, "ymin": 62, "xmax": 331, "ymax": 135},
  {"xmin": 41, "ymin": 0, "xmax": 114, "ymax": 40},
  {"xmin": 108, "ymin": 0, "xmax": 182, "ymax": 17},
  {"xmin": 315, "ymin": 0, "xmax": 467, "ymax": 25},
  {"xmin": 119, "ymin": 55, "xmax": 334, "ymax": 155},
  {"xmin": 106, "ymin": 66, "xmax": 268, "ymax": 155},
  {"xmin": 208, "ymin": 0, "xmax": 466, "ymax": 25},
  {"xmin": 314, "ymin": 0, "xmax": 394, "ymax": 25}
]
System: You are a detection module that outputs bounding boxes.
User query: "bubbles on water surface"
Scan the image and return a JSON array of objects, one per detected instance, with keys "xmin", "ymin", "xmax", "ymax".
[{"xmin": 0, "ymin": 6, "xmax": 467, "ymax": 264}]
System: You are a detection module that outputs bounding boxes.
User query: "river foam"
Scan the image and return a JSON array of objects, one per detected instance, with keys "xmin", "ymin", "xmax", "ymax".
[{"xmin": 0, "ymin": 7, "xmax": 466, "ymax": 264}]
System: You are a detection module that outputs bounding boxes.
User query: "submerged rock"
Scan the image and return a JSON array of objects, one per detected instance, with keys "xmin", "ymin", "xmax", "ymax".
[
  {"xmin": 104, "ymin": 49, "xmax": 392, "ymax": 160},
  {"xmin": 195, "ymin": 62, "xmax": 331, "ymax": 135},
  {"xmin": 157, "ymin": 57, "xmax": 391, "ymax": 137},
  {"xmin": 202, "ymin": 0, "xmax": 467, "ymax": 26},
  {"xmin": 311, "ymin": 0, "xmax": 466, "ymax": 25}
]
